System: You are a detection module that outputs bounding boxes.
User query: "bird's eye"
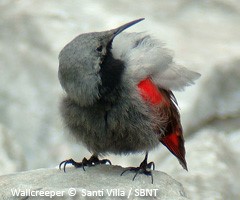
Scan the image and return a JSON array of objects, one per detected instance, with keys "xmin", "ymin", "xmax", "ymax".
[{"xmin": 96, "ymin": 45, "xmax": 103, "ymax": 52}]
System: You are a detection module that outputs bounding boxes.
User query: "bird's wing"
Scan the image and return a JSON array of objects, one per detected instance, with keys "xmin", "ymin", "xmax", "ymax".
[
  {"xmin": 112, "ymin": 32, "xmax": 200, "ymax": 91},
  {"xmin": 152, "ymin": 63, "xmax": 201, "ymax": 91},
  {"xmin": 137, "ymin": 78, "xmax": 188, "ymax": 170}
]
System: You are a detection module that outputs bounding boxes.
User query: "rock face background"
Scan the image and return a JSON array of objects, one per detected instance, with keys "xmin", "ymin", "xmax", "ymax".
[{"xmin": 0, "ymin": 1, "xmax": 239, "ymax": 199}]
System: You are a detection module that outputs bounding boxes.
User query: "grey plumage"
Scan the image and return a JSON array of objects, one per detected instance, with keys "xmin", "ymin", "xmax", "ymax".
[{"xmin": 58, "ymin": 18, "xmax": 200, "ymax": 169}]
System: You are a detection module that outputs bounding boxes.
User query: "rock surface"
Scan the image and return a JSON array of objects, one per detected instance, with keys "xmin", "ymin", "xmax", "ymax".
[{"xmin": 0, "ymin": 165, "xmax": 188, "ymax": 200}]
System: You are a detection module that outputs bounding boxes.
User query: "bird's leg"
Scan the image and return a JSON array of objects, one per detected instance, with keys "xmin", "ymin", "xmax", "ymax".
[
  {"xmin": 121, "ymin": 152, "xmax": 155, "ymax": 184},
  {"xmin": 59, "ymin": 154, "xmax": 112, "ymax": 172}
]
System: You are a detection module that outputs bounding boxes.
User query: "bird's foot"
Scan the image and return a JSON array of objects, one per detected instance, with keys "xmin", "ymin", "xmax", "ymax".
[
  {"xmin": 59, "ymin": 155, "xmax": 111, "ymax": 172},
  {"xmin": 121, "ymin": 156, "xmax": 155, "ymax": 184}
]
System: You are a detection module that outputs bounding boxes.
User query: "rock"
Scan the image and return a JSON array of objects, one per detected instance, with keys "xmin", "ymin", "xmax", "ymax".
[{"xmin": 0, "ymin": 165, "xmax": 188, "ymax": 200}]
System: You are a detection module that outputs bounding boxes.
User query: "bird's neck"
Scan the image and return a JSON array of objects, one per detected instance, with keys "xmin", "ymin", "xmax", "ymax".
[{"xmin": 98, "ymin": 50, "xmax": 125, "ymax": 100}]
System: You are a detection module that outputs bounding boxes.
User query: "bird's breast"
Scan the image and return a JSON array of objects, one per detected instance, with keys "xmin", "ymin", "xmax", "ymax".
[{"xmin": 60, "ymin": 93, "xmax": 160, "ymax": 155}]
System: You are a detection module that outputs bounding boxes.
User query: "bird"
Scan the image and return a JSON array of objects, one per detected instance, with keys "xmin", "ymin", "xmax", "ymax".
[{"xmin": 58, "ymin": 18, "xmax": 200, "ymax": 183}]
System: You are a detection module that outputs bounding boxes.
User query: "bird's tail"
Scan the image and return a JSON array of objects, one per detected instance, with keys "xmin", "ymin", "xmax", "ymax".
[{"xmin": 159, "ymin": 91, "xmax": 188, "ymax": 170}]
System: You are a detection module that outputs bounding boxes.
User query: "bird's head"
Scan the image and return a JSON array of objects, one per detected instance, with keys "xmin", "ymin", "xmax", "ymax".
[{"xmin": 58, "ymin": 18, "xmax": 144, "ymax": 106}]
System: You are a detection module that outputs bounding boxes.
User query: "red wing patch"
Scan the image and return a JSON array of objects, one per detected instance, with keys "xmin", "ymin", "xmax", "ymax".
[
  {"xmin": 137, "ymin": 78, "xmax": 187, "ymax": 170},
  {"xmin": 160, "ymin": 131, "xmax": 187, "ymax": 170},
  {"xmin": 137, "ymin": 78, "xmax": 169, "ymax": 106}
]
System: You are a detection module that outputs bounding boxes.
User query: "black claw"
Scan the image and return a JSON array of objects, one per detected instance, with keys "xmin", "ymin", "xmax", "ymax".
[
  {"xmin": 121, "ymin": 166, "xmax": 154, "ymax": 184},
  {"xmin": 59, "ymin": 156, "xmax": 112, "ymax": 172},
  {"xmin": 132, "ymin": 170, "xmax": 140, "ymax": 181},
  {"xmin": 120, "ymin": 168, "xmax": 131, "ymax": 176},
  {"xmin": 59, "ymin": 160, "xmax": 64, "ymax": 170},
  {"xmin": 82, "ymin": 157, "xmax": 88, "ymax": 171},
  {"xmin": 147, "ymin": 162, "xmax": 155, "ymax": 170},
  {"xmin": 120, "ymin": 152, "xmax": 155, "ymax": 184},
  {"xmin": 63, "ymin": 161, "xmax": 69, "ymax": 172},
  {"xmin": 59, "ymin": 158, "xmax": 83, "ymax": 172},
  {"xmin": 100, "ymin": 159, "xmax": 112, "ymax": 165}
]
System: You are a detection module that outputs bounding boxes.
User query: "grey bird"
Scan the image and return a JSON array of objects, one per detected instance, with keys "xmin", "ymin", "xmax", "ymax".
[{"xmin": 58, "ymin": 18, "xmax": 200, "ymax": 183}]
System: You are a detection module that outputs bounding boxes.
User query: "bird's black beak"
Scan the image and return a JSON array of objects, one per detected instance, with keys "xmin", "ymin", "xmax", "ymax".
[
  {"xmin": 103, "ymin": 18, "xmax": 144, "ymax": 50},
  {"xmin": 112, "ymin": 18, "xmax": 145, "ymax": 37}
]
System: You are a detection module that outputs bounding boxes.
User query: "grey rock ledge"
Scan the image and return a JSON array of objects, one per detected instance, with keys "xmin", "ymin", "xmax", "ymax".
[{"xmin": 0, "ymin": 165, "xmax": 188, "ymax": 200}]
